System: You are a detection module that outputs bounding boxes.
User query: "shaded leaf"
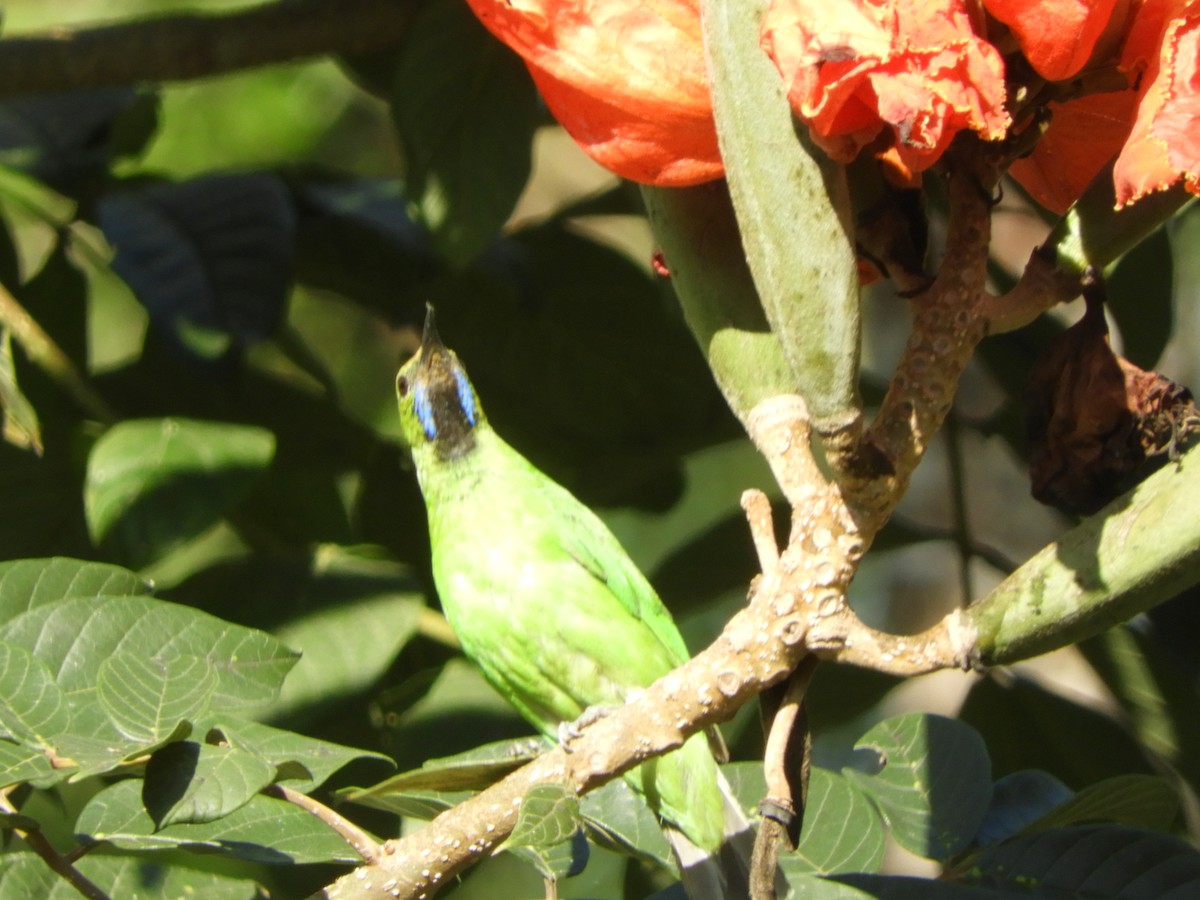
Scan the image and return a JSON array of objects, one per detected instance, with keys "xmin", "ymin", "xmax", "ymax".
[
  {"xmin": 969, "ymin": 824, "xmax": 1200, "ymax": 897},
  {"xmin": 580, "ymin": 777, "xmax": 675, "ymax": 872},
  {"xmin": 974, "ymin": 770, "xmax": 1073, "ymax": 846},
  {"xmin": 843, "ymin": 713, "xmax": 991, "ymax": 861},
  {"xmin": 76, "ymin": 779, "xmax": 359, "ymax": 865},
  {"xmin": 338, "ymin": 786, "xmax": 471, "ymax": 819},
  {"xmin": 97, "ymin": 651, "xmax": 218, "ymax": 744},
  {"xmin": 782, "ymin": 768, "xmax": 886, "ymax": 876},
  {"xmin": 0, "ymin": 165, "xmax": 76, "ymax": 283},
  {"xmin": 1108, "ymin": 227, "xmax": 1173, "ymax": 369},
  {"xmin": 0, "ymin": 328, "xmax": 40, "ymax": 454},
  {"xmin": 203, "ymin": 716, "xmax": 392, "ymax": 794},
  {"xmin": 0, "ymin": 640, "xmax": 69, "ymax": 747},
  {"xmin": 97, "ymin": 172, "xmax": 294, "ymax": 363},
  {"xmin": 144, "ymin": 741, "xmax": 276, "ymax": 828},
  {"xmin": 1028, "ymin": 774, "xmax": 1179, "ymax": 834},
  {"xmin": 84, "ymin": 417, "xmax": 275, "ymax": 567},
  {"xmin": 390, "ymin": 0, "xmax": 538, "ymax": 264}
]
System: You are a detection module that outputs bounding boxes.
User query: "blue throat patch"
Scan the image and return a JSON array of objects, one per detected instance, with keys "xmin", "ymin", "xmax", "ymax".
[
  {"xmin": 454, "ymin": 367, "xmax": 478, "ymax": 427},
  {"xmin": 414, "ymin": 382, "xmax": 436, "ymax": 441}
]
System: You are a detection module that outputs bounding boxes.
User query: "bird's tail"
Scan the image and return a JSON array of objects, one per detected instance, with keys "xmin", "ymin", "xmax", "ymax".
[{"xmin": 666, "ymin": 769, "xmax": 757, "ymax": 900}]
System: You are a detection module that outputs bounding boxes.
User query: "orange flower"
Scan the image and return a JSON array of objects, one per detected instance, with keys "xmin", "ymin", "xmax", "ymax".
[
  {"xmin": 1006, "ymin": 0, "xmax": 1199, "ymax": 211},
  {"xmin": 463, "ymin": 0, "xmax": 721, "ymax": 186},
  {"xmin": 1113, "ymin": 0, "xmax": 1200, "ymax": 206},
  {"xmin": 984, "ymin": 0, "xmax": 1120, "ymax": 81},
  {"xmin": 759, "ymin": 0, "xmax": 1010, "ymax": 176}
]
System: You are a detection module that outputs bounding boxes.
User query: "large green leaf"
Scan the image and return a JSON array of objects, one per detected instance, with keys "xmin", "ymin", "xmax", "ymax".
[
  {"xmin": 0, "ymin": 738, "xmax": 54, "ymax": 788},
  {"xmin": 579, "ymin": 778, "xmax": 675, "ymax": 872},
  {"xmin": 0, "ymin": 640, "xmax": 69, "ymax": 747},
  {"xmin": 0, "ymin": 850, "xmax": 258, "ymax": 900},
  {"xmin": 0, "ymin": 558, "xmax": 151, "ymax": 625},
  {"xmin": 843, "ymin": 714, "xmax": 991, "ymax": 862},
  {"xmin": 0, "ymin": 595, "xmax": 297, "ymax": 721},
  {"xmin": 97, "ymin": 651, "xmax": 218, "ymax": 743},
  {"xmin": 203, "ymin": 717, "xmax": 392, "ymax": 794},
  {"xmin": 143, "ymin": 741, "xmax": 277, "ymax": 829},
  {"xmin": 1028, "ymin": 774, "xmax": 1179, "ymax": 834},
  {"xmin": 969, "ymin": 825, "xmax": 1200, "ymax": 896},
  {"xmin": 84, "ymin": 417, "xmax": 276, "ymax": 567},
  {"xmin": 783, "ymin": 768, "xmax": 886, "ymax": 877},
  {"xmin": 344, "ymin": 735, "xmax": 545, "ymax": 797},
  {"xmin": 500, "ymin": 783, "xmax": 587, "ymax": 881},
  {"xmin": 76, "ymin": 779, "xmax": 360, "ymax": 865},
  {"xmin": 390, "ymin": 0, "xmax": 538, "ymax": 264}
]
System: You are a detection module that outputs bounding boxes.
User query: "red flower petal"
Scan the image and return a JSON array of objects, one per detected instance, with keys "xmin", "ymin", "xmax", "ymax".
[
  {"xmin": 984, "ymin": 0, "xmax": 1119, "ymax": 80},
  {"xmin": 464, "ymin": 0, "xmax": 721, "ymax": 185},
  {"xmin": 1008, "ymin": 91, "xmax": 1137, "ymax": 214},
  {"xmin": 761, "ymin": 0, "xmax": 1010, "ymax": 174},
  {"xmin": 1115, "ymin": 2, "xmax": 1200, "ymax": 205}
]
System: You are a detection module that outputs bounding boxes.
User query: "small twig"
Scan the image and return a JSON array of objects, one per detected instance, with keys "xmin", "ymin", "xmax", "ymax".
[
  {"xmin": 266, "ymin": 784, "xmax": 381, "ymax": 863},
  {"xmin": 0, "ymin": 790, "xmax": 111, "ymax": 900},
  {"xmin": 0, "ymin": 0, "xmax": 422, "ymax": 99},
  {"xmin": 751, "ymin": 656, "xmax": 818, "ymax": 900},
  {"xmin": 0, "ymin": 281, "xmax": 117, "ymax": 423},
  {"xmin": 741, "ymin": 488, "xmax": 780, "ymax": 571}
]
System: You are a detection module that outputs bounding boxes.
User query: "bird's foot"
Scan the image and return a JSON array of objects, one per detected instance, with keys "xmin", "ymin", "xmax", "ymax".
[{"xmin": 558, "ymin": 705, "xmax": 617, "ymax": 752}]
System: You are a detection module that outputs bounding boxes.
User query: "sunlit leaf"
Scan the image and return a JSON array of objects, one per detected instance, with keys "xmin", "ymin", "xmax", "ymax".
[
  {"xmin": 782, "ymin": 768, "xmax": 886, "ymax": 876},
  {"xmin": 97, "ymin": 651, "xmax": 218, "ymax": 743},
  {"xmin": 0, "ymin": 640, "xmax": 69, "ymax": 747},
  {"xmin": 501, "ymin": 783, "xmax": 587, "ymax": 881},
  {"xmin": 76, "ymin": 779, "xmax": 359, "ymax": 865},
  {"xmin": 143, "ymin": 741, "xmax": 276, "ymax": 828}
]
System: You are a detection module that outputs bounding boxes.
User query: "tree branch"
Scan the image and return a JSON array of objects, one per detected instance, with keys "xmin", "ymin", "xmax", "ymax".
[{"xmin": 0, "ymin": 0, "xmax": 422, "ymax": 99}]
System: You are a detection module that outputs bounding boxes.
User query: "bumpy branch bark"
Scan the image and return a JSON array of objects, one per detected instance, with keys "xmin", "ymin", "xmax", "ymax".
[{"xmin": 0, "ymin": 0, "xmax": 420, "ymax": 99}]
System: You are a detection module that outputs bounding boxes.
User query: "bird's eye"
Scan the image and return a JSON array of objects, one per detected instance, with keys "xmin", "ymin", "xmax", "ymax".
[{"xmin": 397, "ymin": 375, "xmax": 409, "ymax": 397}]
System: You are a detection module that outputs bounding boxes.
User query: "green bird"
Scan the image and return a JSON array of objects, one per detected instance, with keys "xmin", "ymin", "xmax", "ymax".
[{"xmin": 395, "ymin": 307, "xmax": 729, "ymax": 865}]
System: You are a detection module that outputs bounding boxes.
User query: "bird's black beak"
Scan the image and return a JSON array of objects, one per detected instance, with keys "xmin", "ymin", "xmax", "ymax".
[{"xmin": 420, "ymin": 303, "xmax": 445, "ymax": 357}]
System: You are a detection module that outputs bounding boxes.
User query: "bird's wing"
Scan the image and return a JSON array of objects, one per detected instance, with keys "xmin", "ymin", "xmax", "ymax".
[{"xmin": 537, "ymin": 478, "xmax": 693, "ymax": 668}]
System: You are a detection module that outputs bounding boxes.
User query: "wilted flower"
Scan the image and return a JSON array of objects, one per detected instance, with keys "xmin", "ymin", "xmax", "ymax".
[{"xmin": 759, "ymin": 0, "xmax": 1010, "ymax": 179}]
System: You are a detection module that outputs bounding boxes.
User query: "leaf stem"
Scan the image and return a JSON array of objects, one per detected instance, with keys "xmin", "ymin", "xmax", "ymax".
[
  {"xmin": 0, "ymin": 789, "xmax": 111, "ymax": 900},
  {"xmin": 267, "ymin": 784, "xmax": 381, "ymax": 863},
  {"xmin": 0, "ymin": 280, "xmax": 117, "ymax": 424}
]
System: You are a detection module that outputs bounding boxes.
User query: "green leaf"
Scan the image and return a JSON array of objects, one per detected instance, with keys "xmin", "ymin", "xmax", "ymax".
[
  {"xmin": 203, "ymin": 717, "xmax": 392, "ymax": 794},
  {"xmin": 390, "ymin": 0, "xmax": 538, "ymax": 264},
  {"xmin": 0, "ymin": 738, "xmax": 54, "ymax": 788},
  {"xmin": 782, "ymin": 768, "xmax": 886, "ymax": 877},
  {"xmin": 76, "ymin": 779, "xmax": 360, "ymax": 865},
  {"xmin": 968, "ymin": 825, "xmax": 1200, "ymax": 896},
  {"xmin": 144, "ymin": 741, "xmax": 276, "ymax": 828},
  {"xmin": 338, "ymin": 787, "xmax": 471, "ymax": 819},
  {"xmin": 84, "ymin": 417, "xmax": 276, "ymax": 567},
  {"xmin": 0, "ymin": 328, "xmax": 41, "ymax": 454},
  {"xmin": 0, "ymin": 640, "xmax": 69, "ymax": 747},
  {"xmin": 265, "ymin": 556, "xmax": 424, "ymax": 722},
  {"xmin": 0, "ymin": 165, "xmax": 76, "ymax": 283},
  {"xmin": 500, "ymin": 783, "xmax": 586, "ymax": 881},
  {"xmin": 843, "ymin": 713, "xmax": 991, "ymax": 861},
  {"xmin": 580, "ymin": 777, "xmax": 675, "ymax": 872},
  {"xmin": 1107, "ymin": 226, "xmax": 1173, "ymax": 367},
  {"xmin": 702, "ymin": 0, "xmax": 859, "ymax": 425},
  {"xmin": 0, "ymin": 849, "xmax": 259, "ymax": 899},
  {"xmin": 1028, "ymin": 774, "xmax": 1179, "ymax": 834},
  {"xmin": 96, "ymin": 173, "xmax": 295, "ymax": 361},
  {"xmin": 0, "ymin": 595, "xmax": 298, "ymax": 712},
  {"xmin": 0, "ymin": 558, "xmax": 151, "ymax": 625},
  {"xmin": 98, "ymin": 651, "xmax": 218, "ymax": 743},
  {"xmin": 974, "ymin": 770, "xmax": 1073, "ymax": 846},
  {"xmin": 345, "ymin": 736, "xmax": 547, "ymax": 796}
]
